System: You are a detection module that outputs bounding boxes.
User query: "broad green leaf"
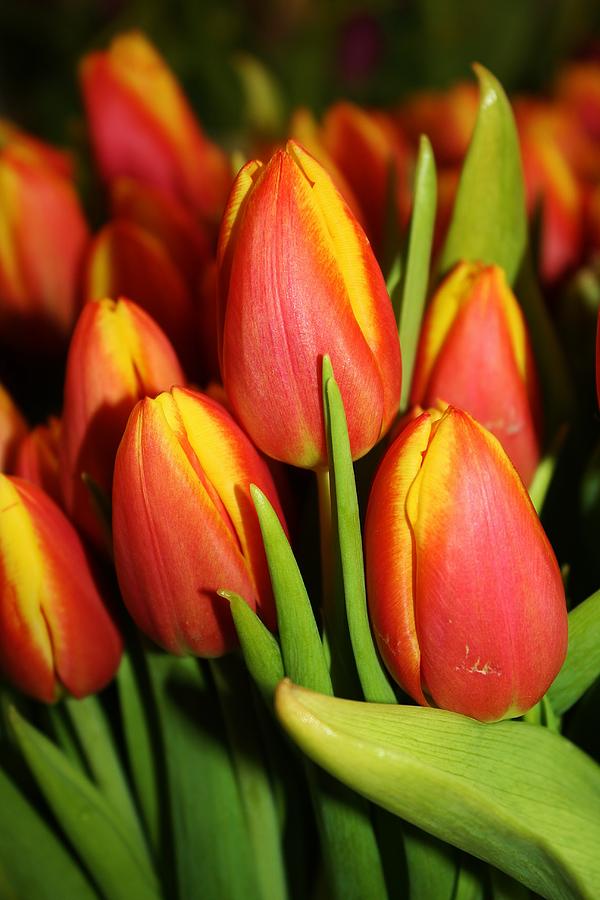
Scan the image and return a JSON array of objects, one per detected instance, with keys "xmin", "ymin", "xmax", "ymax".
[
  {"xmin": 8, "ymin": 706, "xmax": 161, "ymax": 900},
  {"xmin": 323, "ymin": 367, "xmax": 396, "ymax": 704},
  {"xmin": 251, "ymin": 484, "xmax": 331, "ymax": 695},
  {"xmin": 397, "ymin": 135, "xmax": 437, "ymax": 410},
  {"xmin": 224, "ymin": 590, "xmax": 284, "ymax": 704},
  {"xmin": 251, "ymin": 486, "xmax": 388, "ymax": 900},
  {"xmin": 548, "ymin": 590, "xmax": 600, "ymax": 716},
  {"xmin": 515, "ymin": 252, "xmax": 575, "ymax": 439},
  {"xmin": 147, "ymin": 652, "xmax": 260, "ymax": 900},
  {"xmin": 117, "ymin": 649, "xmax": 161, "ymax": 853},
  {"xmin": 211, "ymin": 656, "xmax": 289, "ymax": 900},
  {"xmin": 65, "ymin": 694, "xmax": 149, "ymax": 863},
  {"xmin": 0, "ymin": 766, "xmax": 98, "ymax": 900},
  {"xmin": 439, "ymin": 65, "xmax": 526, "ymax": 284},
  {"xmin": 276, "ymin": 681, "xmax": 600, "ymax": 900}
]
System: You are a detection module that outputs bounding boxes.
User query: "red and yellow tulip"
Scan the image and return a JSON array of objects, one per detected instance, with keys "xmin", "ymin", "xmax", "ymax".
[
  {"xmin": 60, "ymin": 297, "xmax": 185, "ymax": 547},
  {"xmin": 218, "ymin": 140, "xmax": 402, "ymax": 469},
  {"xmin": 0, "ymin": 383, "xmax": 28, "ymax": 472},
  {"xmin": 80, "ymin": 31, "xmax": 231, "ymax": 226},
  {"xmin": 112, "ymin": 386, "xmax": 284, "ymax": 656},
  {"xmin": 365, "ymin": 406, "xmax": 567, "ymax": 723},
  {"xmin": 0, "ymin": 476, "xmax": 122, "ymax": 702},
  {"xmin": 14, "ymin": 417, "xmax": 62, "ymax": 505},
  {"xmin": 0, "ymin": 126, "xmax": 89, "ymax": 348},
  {"xmin": 411, "ymin": 262, "xmax": 541, "ymax": 485}
]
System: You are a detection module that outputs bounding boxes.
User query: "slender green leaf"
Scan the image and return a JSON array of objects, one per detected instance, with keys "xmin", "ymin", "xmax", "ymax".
[
  {"xmin": 439, "ymin": 65, "xmax": 526, "ymax": 284},
  {"xmin": 8, "ymin": 706, "xmax": 161, "ymax": 900},
  {"xmin": 148, "ymin": 652, "xmax": 260, "ymax": 900},
  {"xmin": 397, "ymin": 135, "xmax": 437, "ymax": 409},
  {"xmin": 490, "ymin": 869, "xmax": 531, "ymax": 900},
  {"xmin": 402, "ymin": 825, "xmax": 457, "ymax": 900},
  {"xmin": 251, "ymin": 484, "xmax": 331, "ymax": 695},
  {"xmin": 224, "ymin": 590, "xmax": 284, "ymax": 704},
  {"xmin": 453, "ymin": 857, "xmax": 486, "ymax": 900},
  {"xmin": 548, "ymin": 590, "xmax": 600, "ymax": 716},
  {"xmin": 276, "ymin": 681, "xmax": 600, "ymax": 900},
  {"xmin": 528, "ymin": 435, "xmax": 564, "ymax": 514},
  {"xmin": 65, "ymin": 694, "xmax": 149, "ymax": 863},
  {"xmin": 211, "ymin": 656, "xmax": 289, "ymax": 900},
  {"xmin": 323, "ymin": 369, "xmax": 396, "ymax": 704},
  {"xmin": 117, "ymin": 649, "xmax": 161, "ymax": 854},
  {"xmin": 251, "ymin": 486, "xmax": 388, "ymax": 900},
  {"xmin": 0, "ymin": 766, "xmax": 98, "ymax": 900}
]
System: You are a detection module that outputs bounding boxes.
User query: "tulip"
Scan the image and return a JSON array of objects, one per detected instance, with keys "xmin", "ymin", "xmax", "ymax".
[
  {"xmin": 84, "ymin": 219, "xmax": 197, "ymax": 373},
  {"xmin": 398, "ymin": 82, "xmax": 478, "ymax": 166},
  {"xmin": 0, "ymin": 129, "xmax": 89, "ymax": 349},
  {"xmin": 0, "ymin": 383, "xmax": 28, "ymax": 472},
  {"xmin": 60, "ymin": 297, "xmax": 185, "ymax": 547},
  {"xmin": 411, "ymin": 262, "xmax": 541, "ymax": 485},
  {"xmin": 14, "ymin": 417, "xmax": 62, "ymax": 504},
  {"xmin": 365, "ymin": 406, "xmax": 568, "ymax": 723},
  {"xmin": 218, "ymin": 140, "xmax": 402, "ymax": 469},
  {"xmin": 112, "ymin": 386, "xmax": 284, "ymax": 656},
  {"xmin": 556, "ymin": 62, "xmax": 600, "ymax": 141},
  {"xmin": 320, "ymin": 102, "xmax": 412, "ymax": 254},
  {"xmin": 0, "ymin": 118, "xmax": 73, "ymax": 178},
  {"xmin": 110, "ymin": 177, "xmax": 212, "ymax": 287},
  {"xmin": 80, "ymin": 31, "xmax": 231, "ymax": 226},
  {"xmin": 0, "ymin": 475, "xmax": 122, "ymax": 702}
]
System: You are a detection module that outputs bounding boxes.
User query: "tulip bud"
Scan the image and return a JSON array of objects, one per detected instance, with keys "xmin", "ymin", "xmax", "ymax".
[
  {"xmin": 320, "ymin": 102, "xmax": 412, "ymax": 254},
  {"xmin": 110, "ymin": 177, "xmax": 212, "ymax": 287},
  {"xmin": 411, "ymin": 262, "xmax": 541, "ymax": 485},
  {"xmin": 85, "ymin": 219, "xmax": 197, "ymax": 373},
  {"xmin": 80, "ymin": 31, "xmax": 231, "ymax": 225},
  {"xmin": 112, "ymin": 386, "xmax": 284, "ymax": 656},
  {"xmin": 60, "ymin": 297, "xmax": 185, "ymax": 547},
  {"xmin": 0, "ymin": 383, "xmax": 28, "ymax": 472},
  {"xmin": 0, "ymin": 475, "xmax": 122, "ymax": 702},
  {"xmin": 0, "ymin": 129, "xmax": 89, "ymax": 349},
  {"xmin": 14, "ymin": 417, "xmax": 62, "ymax": 504},
  {"xmin": 365, "ymin": 406, "xmax": 567, "ymax": 723},
  {"xmin": 218, "ymin": 140, "xmax": 402, "ymax": 469}
]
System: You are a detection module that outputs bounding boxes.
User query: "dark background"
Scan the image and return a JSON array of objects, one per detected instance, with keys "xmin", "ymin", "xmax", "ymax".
[{"xmin": 1, "ymin": 0, "xmax": 599, "ymax": 147}]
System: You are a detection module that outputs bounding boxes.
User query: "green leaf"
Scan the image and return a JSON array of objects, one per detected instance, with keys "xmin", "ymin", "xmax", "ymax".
[
  {"xmin": 210, "ymin": 656, "xmax": 289, "ymax": 900},
  {"xmin": 396, "ymin": 135, "xmax": 437, "ymax": 410},
  {"xmin": 224, "ymin": 590, "xmax": 284, "ymax": 705},
  {"xmin": 64, "ymin": 694, "xmax": 149, "ymax": 863},
  {"xmin": 548, "ymin": 590, "xmax": 600, "ymax": 716},
  {"xmin": 117, "ymin": 648, "xmax": 162, "ymax": 854},
  {"xmin": 528, "ymin": 430, "xmax": 566, "ymax": 514},
  {"xmin": 251, "ymin": 486, "xmax": 388, "ymax": 900},
  {"xmin": 402, "ymin": 826, "xmax": 457, "ymax": 900},
  {"xmin": 323, "ymin": 366, "xmax": 396, "ymax": 704},
  {"xmin": 276, "ymin": 681, "xmax": 600, "ymax": 900},
  {"xmin": 251, "ymin": 484, "xmax": 332, "ymax": 696},
  {"xmin": 439, "ymin": 65, "xmax": 526, "ymax": 284},
  {"xmin": 8, "ymin": 706, "xmax": 161, "ymax": 900},
  {"xmin": 147, "ymin": 652, "xmax": 260, "ymax": 900},
  {"xmin": 0, "ymin": 766, "xmax": 98, "ymax": 900}
]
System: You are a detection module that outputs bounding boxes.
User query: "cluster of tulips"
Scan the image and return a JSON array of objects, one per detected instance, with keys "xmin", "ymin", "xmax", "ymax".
[{"xmin": 1, "ymin": 29, "xmax": 600, "ymax": 900}]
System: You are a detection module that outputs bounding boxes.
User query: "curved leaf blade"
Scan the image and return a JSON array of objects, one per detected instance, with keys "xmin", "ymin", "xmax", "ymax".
[
  {"xmin": 439, "ymin": 64, "xmax": 526, "ymax": 284},
  {"xmin": 548, "ymin": 589, "xmax": 600, "ymax": 716},
  {"xmin": 276, "ymin": 681, "xmax": 600, "ymax": 900}
]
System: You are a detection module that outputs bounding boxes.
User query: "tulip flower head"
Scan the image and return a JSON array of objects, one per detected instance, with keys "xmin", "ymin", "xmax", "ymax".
[
  {"xmin": 15, "ymin": 416, "xmax": 62, "ymax": 504},
  {"xmin": 411, "ymin": 262, "xmax": 541, "ymax": 485},
  {"xmin": 60, "ymin": 297, "xmax": 185, "ymax": 547},
  {"xmin": 0, "ymin": 383, "xmax": 28, "ymax": 472},
  {"xmin": 218, "ymin": 140, "xmax": 402, "ymax": 469},
  {"xmin": 112, "ymin": 387, "xmax": 284, "ymax": 656},
  {"xmin": 365, "ymin": 406, "xmax": 567, "ymax": 723},
  {"xmin": 0, "ymin": 476, "xmax": 122, "ymax": 702}
]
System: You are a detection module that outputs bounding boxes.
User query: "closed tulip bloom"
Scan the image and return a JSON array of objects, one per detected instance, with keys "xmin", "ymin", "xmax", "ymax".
[
  {"xmin": 411, "ymin": 262, "xmax": 541, "ymax": 485},
  {"xmin": 113, "ymin": 386, "xmax": 283, "ymax": 656},
  {"xmin": 60, "ymin": 297, "xmax": 185, "ymax": 547},
  {"xmin": 0, "ymin": 383, "xmax": 28, "ymax": 472},
  {"xmin": 0, "ymin": 134, "xmax": 89, "ymax": 348},
  {"xmin": 15, "ymin": 417, "xmax": 62, "ymax": 504},
  {"xmin": 85, "ymin": 219, "xmax": 197, "ymax": 372},
  {"xmin": 0, "ymin": 475, "xmax": 122, "ymax": 702},
  {"xmin": 80, "ymin": 31, "xmax": 231, "ymax": 225},
  {"xmin": 365, "ymin": 406, "xmax": 568, "ymax": 723},
  {"xmin": 218, "ymin": 140, "xmax": 402, "ymax": 469}
]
